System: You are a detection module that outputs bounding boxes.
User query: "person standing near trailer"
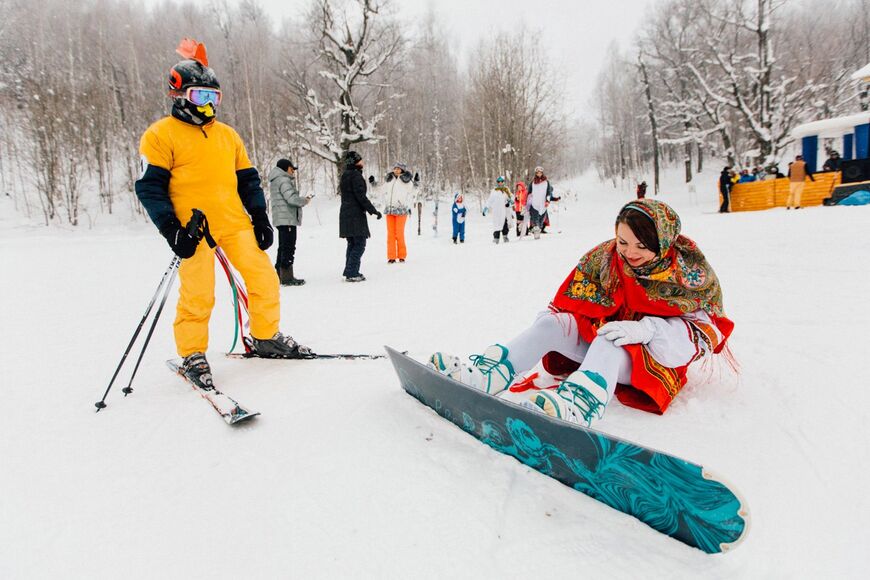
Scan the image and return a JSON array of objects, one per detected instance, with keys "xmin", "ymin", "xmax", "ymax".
[{"xmin": 787, "ymin": 155, "xmax": 815, "ymax": 210}]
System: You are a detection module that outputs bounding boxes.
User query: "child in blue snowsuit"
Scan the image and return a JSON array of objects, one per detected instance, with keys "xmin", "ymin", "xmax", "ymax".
[{"xmin": 452, "ymin": 193, "xmax": 467, "ymax": 244}]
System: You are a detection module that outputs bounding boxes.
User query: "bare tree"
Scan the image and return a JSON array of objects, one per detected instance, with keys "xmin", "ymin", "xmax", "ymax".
[{"xmin": 287, "ymin": 0, "xmax": 403, "ymax": 177}]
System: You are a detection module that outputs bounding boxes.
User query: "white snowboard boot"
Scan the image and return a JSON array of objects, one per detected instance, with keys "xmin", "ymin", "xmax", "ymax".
[
  {"xmin": 429, "ymin": 344, "xmax": 515, "ymax": 395},
  {"xmin": 522, "ymin": 370, "xmax": 608, "ymax": 427}
]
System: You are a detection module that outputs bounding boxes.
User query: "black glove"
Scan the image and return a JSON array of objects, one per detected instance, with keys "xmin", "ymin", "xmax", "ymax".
[
  {"xmin": 159, "ymin": 217, "xmax": 201, "ymax": 259},
  {"xmin": 368, "ymin": 175, "xmax": 376, "ymax": 184},
  {"xmin": 375, "ymin": 211, "xmax": 383, "ymax": 220},
  {"xmin": 251, "ymin": 210, "xmax": 274, "ymax": 250}
]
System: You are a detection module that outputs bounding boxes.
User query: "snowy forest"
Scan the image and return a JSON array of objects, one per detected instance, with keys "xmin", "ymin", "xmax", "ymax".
[
  {"xmin": 594, "ymin": 0, "xmax": 870, "ymax": 192},
  {"xmin": 0, "ymin": 0, "xmax": 867, "ymax": 224}
]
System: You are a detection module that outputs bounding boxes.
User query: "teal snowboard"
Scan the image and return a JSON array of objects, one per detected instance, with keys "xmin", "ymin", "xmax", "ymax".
[{"xmin": 386, "ymin": 346, "xmax": 749, "ymax": 554}]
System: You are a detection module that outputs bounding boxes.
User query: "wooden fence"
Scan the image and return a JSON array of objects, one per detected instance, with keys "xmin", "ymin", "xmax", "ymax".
[{"xmin": 722, "ymin": 172, "xmax": 841, "ymax": 212}]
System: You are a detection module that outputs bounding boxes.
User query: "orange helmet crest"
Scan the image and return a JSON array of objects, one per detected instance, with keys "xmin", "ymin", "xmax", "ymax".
[{"xmin": 175, "ymin": 38, "xmax": 209, "ymax": 67}]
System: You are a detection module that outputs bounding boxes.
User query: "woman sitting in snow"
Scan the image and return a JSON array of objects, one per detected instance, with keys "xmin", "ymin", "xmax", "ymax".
[{"xmin": 430, "ymin": 198, "xmax": 733, "ymax": 426}]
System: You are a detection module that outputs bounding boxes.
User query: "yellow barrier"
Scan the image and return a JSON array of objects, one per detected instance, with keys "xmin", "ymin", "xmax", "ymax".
[{"xmin": 721, "ymin": 172, "xmax": 841, "ymax": 212}]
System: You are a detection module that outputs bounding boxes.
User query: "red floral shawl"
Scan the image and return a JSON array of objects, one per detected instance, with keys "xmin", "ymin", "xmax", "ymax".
[{"xmin": 545, "ymin": 199, "xmax": 734, "ymax": 414}]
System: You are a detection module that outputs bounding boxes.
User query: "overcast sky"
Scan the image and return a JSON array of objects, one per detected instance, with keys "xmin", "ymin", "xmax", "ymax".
[
  {"xmin": 391, "ymin": 0, "xmax": 653, "ymax": 119},
  {"xmin": 148, "ymin": 0, "xmax": 654, "ymax": 120}
]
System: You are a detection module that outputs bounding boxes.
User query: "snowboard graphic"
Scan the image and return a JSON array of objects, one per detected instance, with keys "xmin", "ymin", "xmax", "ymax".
[{"xmin": 386, "ymin": 346, "xmax": 749, "ymax": 554}]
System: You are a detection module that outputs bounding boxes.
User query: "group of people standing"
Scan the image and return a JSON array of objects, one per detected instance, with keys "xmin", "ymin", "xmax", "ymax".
[
  {"xmin": 718, "ymin": 153, "xmax": 817, "ymax": 213},
  {"xmin": 276, "ymin": 152, "xmax": 561, "ymax": 281},
  {"xmin": 269, "ymin": 151, "xmax": 424, "ymax": 284},
  {"xmin": 336, "ymin": 153, "xmax": 422, "ymax": 281},
  {"xmin": 483, "ymin": 166, "xmax": 559, "ymax": 244}
]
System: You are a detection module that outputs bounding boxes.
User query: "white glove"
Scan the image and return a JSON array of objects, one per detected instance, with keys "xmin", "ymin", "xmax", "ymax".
[{"xmin": 596, "ymin": 319, "xmax": 656, "ymax": 347}]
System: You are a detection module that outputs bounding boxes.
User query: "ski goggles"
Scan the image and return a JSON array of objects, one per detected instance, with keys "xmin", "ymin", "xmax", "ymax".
[{"xmin": 185, "ymin": 87, "xmax": 222, "ymax": 107}]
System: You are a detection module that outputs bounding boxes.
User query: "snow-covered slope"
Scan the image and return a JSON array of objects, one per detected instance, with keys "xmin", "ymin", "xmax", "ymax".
[{"xmin": 1, "ymin": 173, "xmax": 867, "ymax": 578}]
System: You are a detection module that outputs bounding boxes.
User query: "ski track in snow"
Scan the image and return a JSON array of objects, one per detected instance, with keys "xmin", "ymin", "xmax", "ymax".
[{"xmin": 1, "ymin": 172, "xmax": 868, "ymax": 578}]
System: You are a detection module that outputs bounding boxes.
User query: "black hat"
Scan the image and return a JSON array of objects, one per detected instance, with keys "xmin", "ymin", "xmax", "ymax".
[
  {"xmin": 345, "ymin": 150, "xmax": 362, "ymax": 167},
  {"xmin": 277, "ymin": 158, "xmax": 296, "ymax": 171}
]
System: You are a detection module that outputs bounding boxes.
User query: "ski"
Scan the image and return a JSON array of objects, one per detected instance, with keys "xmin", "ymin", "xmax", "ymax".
[
  {"xmin": 166, "ymin": 359, "xmax": 260, "ymax": 425},
  {"xmin": 225, "ymin": 351, "xmax": 388, "ymax": 360}
]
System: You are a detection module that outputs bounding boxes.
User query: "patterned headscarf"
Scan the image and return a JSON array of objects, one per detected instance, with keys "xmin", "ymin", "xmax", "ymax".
[{"xmin": 551, "ymin": 198, "xmax": 730, "ymax": 337}]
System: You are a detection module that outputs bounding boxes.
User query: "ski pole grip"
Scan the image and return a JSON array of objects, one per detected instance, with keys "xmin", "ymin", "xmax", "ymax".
[{"xmin": 187, "ymin": 208, "xmax": 206, "ymax": 238}]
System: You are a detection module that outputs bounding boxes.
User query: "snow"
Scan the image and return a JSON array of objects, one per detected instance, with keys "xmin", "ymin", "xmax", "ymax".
[
  {"xmin": 790, "ymin": 112, "xmax": 870, "ymax": 139},
  {"xmin": 851, "ymin": 62, "xmax": 870, "ymax": 81},
  {"xmin": 1, "ymin": 171, "xmax": 869, "ymax": 578}
]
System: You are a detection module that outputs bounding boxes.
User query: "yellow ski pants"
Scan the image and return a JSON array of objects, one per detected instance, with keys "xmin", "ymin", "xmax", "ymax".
[{"xmin": 174, "ymin": 228, "xmax": 280, "ymax": 357}]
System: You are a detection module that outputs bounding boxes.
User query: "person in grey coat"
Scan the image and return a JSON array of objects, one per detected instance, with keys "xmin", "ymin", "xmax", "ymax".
[{"xmin": 269, "ymin": 158, "xmax": 311, "ymax": 285}]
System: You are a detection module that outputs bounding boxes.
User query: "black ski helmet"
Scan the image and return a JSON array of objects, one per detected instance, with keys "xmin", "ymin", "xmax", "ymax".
[
  {"xmin": 168, "ymin": 39, "xmax": 221, "ymax": 126},
  {"xmin": 169, "ymin": 59, "xmax": 220, "ymax": 94}
]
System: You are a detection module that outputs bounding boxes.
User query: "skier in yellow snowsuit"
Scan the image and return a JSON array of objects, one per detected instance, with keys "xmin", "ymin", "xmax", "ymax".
[{"xmin": 135, "ymin": 39, "xmax": 309, "ymax": 385}]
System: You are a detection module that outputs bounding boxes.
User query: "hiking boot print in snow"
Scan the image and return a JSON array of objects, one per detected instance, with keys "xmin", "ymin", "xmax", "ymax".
[{"xmin": 523, "ymin": 370, "xmax": 608, "ymax": 427}]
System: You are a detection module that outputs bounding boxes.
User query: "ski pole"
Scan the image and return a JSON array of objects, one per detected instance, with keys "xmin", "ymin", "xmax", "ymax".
[
  {"xmin": 120, "ymin": 259, "xmax": 180, "ymax": 397},
  {"xmin": 94, "ymin": 209, "xmax": 211, "ymax": 411},
  {"xmin": 94, "ymin": 256, "xmax": 180, "ymax": 411}
]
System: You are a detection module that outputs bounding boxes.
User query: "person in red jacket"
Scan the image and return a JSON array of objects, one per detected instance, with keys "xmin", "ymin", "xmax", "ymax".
[{"xmin": 514, "ymin": 182, "xmax": 529, "ymax": 237}]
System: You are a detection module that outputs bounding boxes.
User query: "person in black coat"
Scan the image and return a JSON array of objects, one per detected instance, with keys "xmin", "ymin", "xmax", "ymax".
[
  {"xmin": 822, "ymin": 151, "xmax": 842, "ymax": 172},
  {"xmin": 718, "ymin": 166, "xmax": 732, "ymax": 213},
  {"xmin": 339, "ymin": 151, "xmax": 381, "ymax": 282}
]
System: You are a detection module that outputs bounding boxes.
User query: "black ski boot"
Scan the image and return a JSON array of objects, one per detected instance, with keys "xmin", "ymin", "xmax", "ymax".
[
  {"xmin": 181, "ymin": 352, "xmax": 215, "ymax": 390},
  {"xmin": 251, "ymin": 332, "xmax": 313, "ymax": 359}
]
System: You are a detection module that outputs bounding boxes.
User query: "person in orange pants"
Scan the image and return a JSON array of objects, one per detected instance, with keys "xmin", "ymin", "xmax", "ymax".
[
  {"xmin": 135, "ymin": 38, "xmax": 310, "ymax": 387},
  {"xmin": 385, "ymin": 213, "xmax": 408, "ymax": 261},
  {"xmin": 371, "ymin": 163, "xmax": 418, "ymax": 263}
]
